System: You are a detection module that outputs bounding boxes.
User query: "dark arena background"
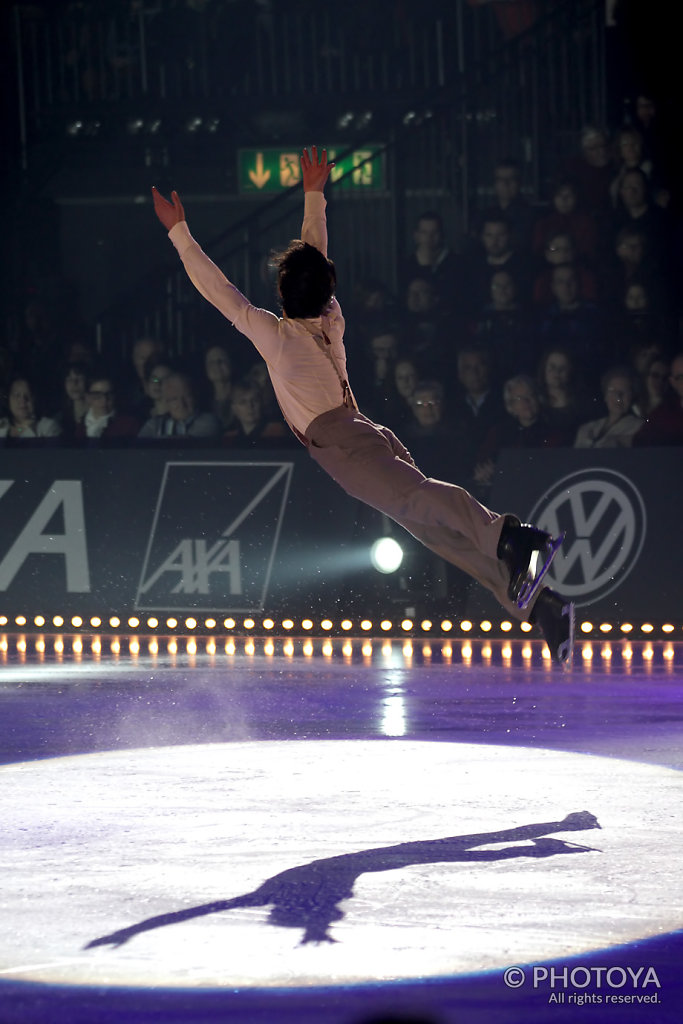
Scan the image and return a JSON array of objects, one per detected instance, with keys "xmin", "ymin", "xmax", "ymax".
[{"xmin": 1, "ymin": 3, "xmax": 682, "ymax": 1023}]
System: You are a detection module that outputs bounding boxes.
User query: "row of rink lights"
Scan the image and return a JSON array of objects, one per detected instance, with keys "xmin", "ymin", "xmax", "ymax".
[
  {"xmin": 1, "ymin": 613, "xmax": 681, "ymax": 638},
  {"xmin": 1, "ymin": 639, "xmax": 679, "ymax": 674}
]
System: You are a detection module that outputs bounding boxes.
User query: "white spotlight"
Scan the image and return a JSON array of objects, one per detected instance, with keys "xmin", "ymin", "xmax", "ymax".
[{"xmin": 370, "ymin": 537, "xmax": 404, "ymax": 574}]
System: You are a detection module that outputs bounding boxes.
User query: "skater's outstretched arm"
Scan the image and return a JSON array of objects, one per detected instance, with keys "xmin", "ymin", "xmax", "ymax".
[
  {"xmin": 299, "ymin": 146, "xmax": 343, "ymax": 327},
  {"xmin": 300, "ymin": 145, "xmax": 334, "ymax": 257},
  {"xmin": 151, "ymin": 185, "xmax": 281, "ymax": 359}
]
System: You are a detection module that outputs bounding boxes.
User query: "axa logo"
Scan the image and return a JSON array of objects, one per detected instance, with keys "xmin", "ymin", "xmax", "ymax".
[
  {"xmin": 136, "ymin": 461, "xmax": 293, "ymax": 612},
  {"xmin": 528, "ymin": 468, "xmax": 646, "ymax": 605},
  {"xmin": 0, "ymin": 480, "xmax": 90, "ymax": 592},
  {"xmin": 138, "ymin": 537, "xmax": 242, "ymax": 597}
]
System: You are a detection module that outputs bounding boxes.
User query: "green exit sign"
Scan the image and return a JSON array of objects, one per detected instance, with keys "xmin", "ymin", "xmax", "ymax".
[{"xmin": 238, "ymin": 146, "xmax": 385, "ymax": 194}]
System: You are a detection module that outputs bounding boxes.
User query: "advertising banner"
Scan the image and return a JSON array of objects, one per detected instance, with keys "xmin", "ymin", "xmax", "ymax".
[
  {"xmin": 479, "ymin": 448, "xmax": 679, "ymax": 620},
  {"xmin": 0, "ymin": 449, "xmax": 370, "ymax": 619},
  {"xmin": 1, "ymin": 447, "xmax": 680, "ymax": 623}
]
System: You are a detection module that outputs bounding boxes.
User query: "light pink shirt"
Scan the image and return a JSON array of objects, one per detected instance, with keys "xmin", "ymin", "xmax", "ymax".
[{"xmin": 169, "ymin": 192, "xmax": 348, "ymax": 436}]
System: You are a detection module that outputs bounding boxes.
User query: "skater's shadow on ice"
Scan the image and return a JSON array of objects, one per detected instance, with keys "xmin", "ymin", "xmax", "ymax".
[{"xmin": 86, "ymin": 810, "xmax": 600, "ymax": 949}]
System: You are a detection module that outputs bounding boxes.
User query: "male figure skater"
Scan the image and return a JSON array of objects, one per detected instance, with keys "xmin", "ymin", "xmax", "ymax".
[{"xmin": 152, "ymin": 147, "xmax": 574, "ymax": 663}]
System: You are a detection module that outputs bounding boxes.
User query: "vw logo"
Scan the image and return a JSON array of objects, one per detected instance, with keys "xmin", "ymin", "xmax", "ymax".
[{"xmin": 527, "ymin": 469, "xmax": 647, "ymax": 606}]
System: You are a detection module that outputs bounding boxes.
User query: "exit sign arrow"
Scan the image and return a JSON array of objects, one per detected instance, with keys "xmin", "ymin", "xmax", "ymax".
[
  {"xmin": 248, "ymin": 152, "xmax": 271, "ymax": 189},
  {"xmin": 239, "ymin": 145, "xmax": 384, "ymax": 194}
]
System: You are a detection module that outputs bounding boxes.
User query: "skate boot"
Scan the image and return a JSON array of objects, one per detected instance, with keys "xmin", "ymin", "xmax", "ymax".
[
  {"xmin": 529, "ymin": 587, "xmax": 575, "ymax": 666},
  {"xmin": 497, "ymin": 516, "xmax": 564, "ymax": 610}
]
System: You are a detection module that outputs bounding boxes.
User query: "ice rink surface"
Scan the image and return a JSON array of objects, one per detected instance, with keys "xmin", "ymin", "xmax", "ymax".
[{"xmin": 1, "ymin": 635, "xmax": 681, "ymax": 1024}]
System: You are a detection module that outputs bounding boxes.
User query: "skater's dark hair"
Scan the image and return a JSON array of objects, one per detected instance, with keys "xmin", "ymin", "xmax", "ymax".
[{"xmin": 272, "ymin": 240, "xmax": 336, "ymax": 319}]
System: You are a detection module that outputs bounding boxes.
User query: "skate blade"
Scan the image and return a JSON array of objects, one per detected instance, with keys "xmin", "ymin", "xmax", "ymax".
[{"xmin": 516, "ymin": 532, "xmax": 565, "ymax": 610}]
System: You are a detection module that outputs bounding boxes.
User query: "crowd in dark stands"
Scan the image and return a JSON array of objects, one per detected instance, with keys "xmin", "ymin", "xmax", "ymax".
[
  {"xmin": 340, "ymin": 102, "xmax": 683, "ymax": 493},
  {"xmin": 2, "ymin": 98, "xmax": 682, "ymax": 488}
]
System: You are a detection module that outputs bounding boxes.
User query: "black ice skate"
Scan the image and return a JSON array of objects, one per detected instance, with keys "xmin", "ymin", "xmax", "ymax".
[
  {"xmin": 497, "ymin": 518, "xmax": 565, "ymax": 610},
  {"xmin": 529, "ymin": 587, "xmax": 575, "ymax": 666}
]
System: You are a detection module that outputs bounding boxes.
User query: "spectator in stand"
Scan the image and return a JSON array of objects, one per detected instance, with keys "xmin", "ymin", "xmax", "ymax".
[
  {"xmin": 534, "ymin": 262, "xmax": 607, "ymax": 381},
  {"xmin": 563, "ymin": 125, "xmax": 615, "ymax": 220},
  {"xmin": 353, "ymin": 328, "xmax": 404, "ymax": 425},
  {"xmin": 75, "ymin": 371, "xmax": 140, "ymax": 441},
  {"xmin": 14, "ymin": 299, "xmax": 61, "ymax": 392},
  {"xmin": 203, "ymin": 342, "xmax": 234, "ymax": 428},
  {"xmin": 609, "ymin": 126, "xmax": 654, "ymax": 208},
  {"xmin": 401, "ymin": 276, "xmax": 448, "ymax": 373},
  {"xmin": 464, "ymin": 212, "xmax": 532, "ymax": 314},
  {"xmin": 630, "ymin": 91, "xmax": 659, "ymax": 144},
  {"xmin": 627, "ymin": 337, "xmax": 668, "ymax": 391},
  {"xmin": 623, "ymin": 278, "xmax": 649, "ymax": 314},
  {"xmin": 403, "ymin": 379, "xmax": 462, "ymax": 478},
  {"xmin": 141, "ymin": 356, "xmax": 175, "ymax": 422},
  {"xmin": 351, "ymin": 277, "xmax": 395, "ymax": 319},
  {"xmin": 574, "ymin": 366, "xmax": 642, "ymax": 448},
  {"xmin": 473, "ymin": 374, "xmax": 554, "ymax": 490},
  {"xmin": 124, "ymin": 335, "xmax": 164, "ymax": 417},
  {"xmin": 246, "ymin": 358, "xmax": 281, "ymax": 423},
  {"xmin": 450, "ymin": 345, "xmax": 506, "ymax": 476},
  {"xmin": 0, "ymin": 375, "xmax": 61, "ymax": 440},
  {"xmin": 54, "ymin": 361, "xmax": 90, "ymax": 439},
  {"xmin": 392, "ymin": 356, "xmax": 419, "ymax": 429},
  {"xmin": 612, "ymin": 168, "xmax": 673, "ymax": 288},
  {"xmin": 532, "ymin": 232, "xmax": 598, "ymax": 307},
  {"xmin": 61, "ymin": 337, "xmax": 96, "ymax": 373},
  {"xmin": 628, "ymin": 91, "xmax": 678, "ymax": 209},
  {"xmin": 599, "ymin": 225, "xmax": 658, "ymax": 308},
  {"xmin": 632, "ymin": 352, "xmax": 683, "ymax": 446},
  {"xmin": 609, "ymin": 277, "xmax": 677, "ymax": 359},
  {"xmin": 223, "ymin": 380, "xmax": 287, "ymax": 446},
  {"xmin": 401, "ymin": 210, "xmax": 464, "ymax": 316},
  {"xmin": 346, "ymin": 276, "xmax": 398, "ymax": 355},
  {"xmin": 403, "ymin": 380, "xmax": 452, "ymax": 440},
  {"xmin": 537, "ymin": 346, "xmax": 594, "ymax": 445},
  {"xmin": 633, "ymin": 353, "xmax": 669, "ymax": 420},
  {"xmin": 498, "ymin": 375, "xmax": 553, "ymax": 448},
  {"xmin": 484, "ymin": 158, "xmax": 537, "ymax": 252},
  {"xmin": 469, "ymin": 268, "xmax": 534, "ymax": 377},
  {"xmin": 532, "ymin": 177, "xmax": 598, "ymax": 264},
  {"xmin": 139, "ymin": 371, "xmax": 221, "ymax": 440}
]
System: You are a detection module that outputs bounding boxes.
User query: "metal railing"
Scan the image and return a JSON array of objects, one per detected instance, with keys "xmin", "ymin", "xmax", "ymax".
[
  {"xmin": 8, "ymin": 0, "xmax": 608, "ymax": 361},
  {"xmin": 11, "ymin": 0, "xmax": 461, "ymax": 161}
]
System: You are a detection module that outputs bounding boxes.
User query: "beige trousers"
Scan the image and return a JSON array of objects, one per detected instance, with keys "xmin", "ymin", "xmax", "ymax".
[{"xmin": 305, "ymin": 406, "xmax": 531, "ymax": 620}]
